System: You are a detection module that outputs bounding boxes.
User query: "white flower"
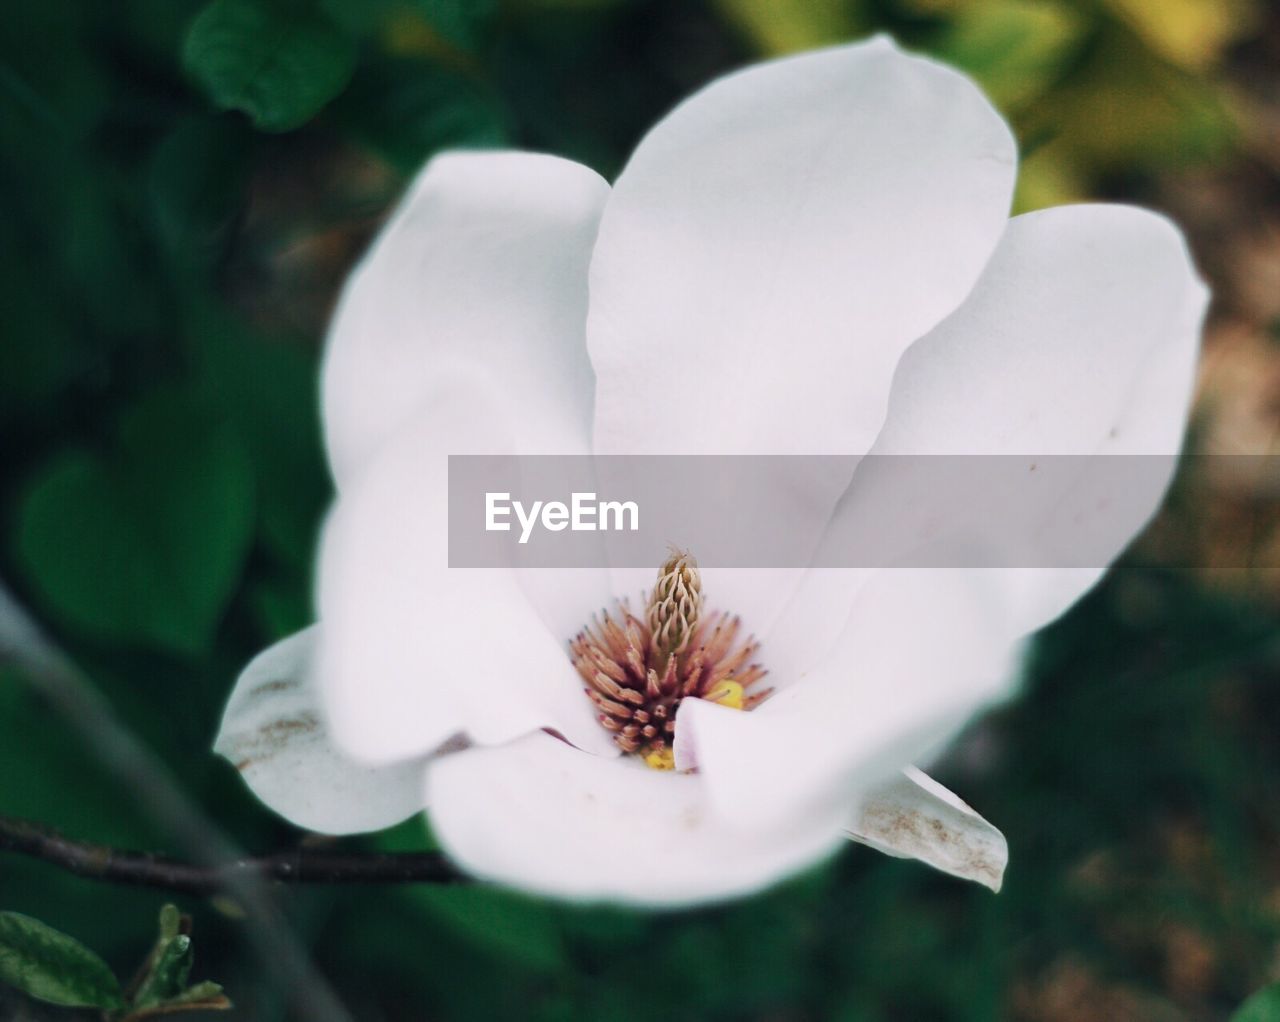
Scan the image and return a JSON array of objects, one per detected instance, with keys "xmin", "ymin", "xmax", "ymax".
[{"xmin": 215, "ymin": 36, "xmax": 1207, "ymax": 906}]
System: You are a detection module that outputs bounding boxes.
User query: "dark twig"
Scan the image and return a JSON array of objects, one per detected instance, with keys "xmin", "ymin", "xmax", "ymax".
[
  {"xmin": 0, "ymin": 816, "xmax": 465, "ymax": 895},
  {"xmin": 0, "ymin": 582, "xmax": 355, "ymax": 1022}
]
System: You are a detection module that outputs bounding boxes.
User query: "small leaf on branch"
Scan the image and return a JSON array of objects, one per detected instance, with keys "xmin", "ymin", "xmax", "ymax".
[
  {"xmin": 128, "ymin": 906, "xmax": 196, "ymax": 1008},
  {"xmin": 123, "ymin": 982, "xmax": 232, "ymax": 1019},
  {"xmin": 0, "ymin": 910, "xmax": 124, "ymax": 1010},
  {"xmin": 121, "ymin": 905, "xmax": 231, "ymax": 1020}
]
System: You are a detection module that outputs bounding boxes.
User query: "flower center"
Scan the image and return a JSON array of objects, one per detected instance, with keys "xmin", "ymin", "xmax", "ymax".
[{"xmin": 570, "ymin": 551, "xmax": 772, "ymax": 770}]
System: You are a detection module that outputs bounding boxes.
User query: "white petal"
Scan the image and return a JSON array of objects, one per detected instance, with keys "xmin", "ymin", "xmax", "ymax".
[
  {"xmin": 586, "ymin": 36, "xmax": 1015, "ymax": 633},
  {"xmin": 215, "ymin": 628, "xmax": 429, "ymax": 834},
  {"xmin": 871, "ymin": 204, "xmax": 1206, "ymax": 457},
  {"xmin": 588, "ymin": 36, "xmax": 1015, "ymax": 461},
  {"xmin": 848, "ymin": 768, "xmax": 1007, "ymax": 892},
  {"xmin": 425, "ymin": 732, "xmax": 848, "ymax": 906},
  {"xmin": 322, "ymin": 150, "xmax": 609, "ymax": 484},
  {"xmin": 316, "ymin": 392, "xmax": 617, "ymax": 766},
  {"xmin": 320, "ymin": 150, "xmax": 614, "ymax": 642},
  {"xmin": 817, "ymin": 203, "xmax": 1208, "ymax": 634},
  {"xmin": 749, "ymin": 567, "xmax": 875, "ymax": 692},
  {"xmin": 676, "ymin": 568, "xmax": 1025, "ymax": 830},
  {"xmin": 685, "ymin": 205, "xmax": 1206, "ymax": 832}
]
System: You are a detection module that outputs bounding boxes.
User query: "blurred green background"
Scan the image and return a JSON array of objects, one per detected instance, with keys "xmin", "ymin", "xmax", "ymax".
[{"xmin": 2, "ymin": 0, "xmax": 1280, "ymax": 1019}]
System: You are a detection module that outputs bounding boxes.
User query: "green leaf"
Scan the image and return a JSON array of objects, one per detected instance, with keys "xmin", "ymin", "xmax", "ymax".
[
  {"xmin": 15, "ymin": 388, "xmax": 255, "ymax": 656},
  {"xmin": 1234, "ymin": 984, "xmax": 1280, "ymax": 1022},
  {"xmin": 183, "ymin": 0, "xmax": 356, "ymax": 132},
  {"xmin": 167, "ymin": 980, "xmax": 230, "ymax": 1004},
  {"xmin": 0, "ymin": 911, "xmax": 123, "ymax": 1010},
  {"xmin": 934, "ymin": 0, "xmax": 1083, "ymax": 111},
  {"xmin": 335, "ymin": 57, "xmax": 507, "ymax": 171},
  {"xmin": 130, "ymin": 907, "xmax": 194, "ymax": 1010},
  {"xmin": 157, "ymin": 905, "xmax": 182, "ymax": 943},
  {"xmin": 121, "ymin": 907, "xmax": 231, "ymax": 1020}
]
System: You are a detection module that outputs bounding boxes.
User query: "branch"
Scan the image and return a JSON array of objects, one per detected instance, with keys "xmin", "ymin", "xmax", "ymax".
[
  {"xmin": 1, "ymin": 579, "xmax": 357, "ymax": 1021},
  {"xmin": 0, "ymin": 817, "xmax": 465, "ymax": 896}
]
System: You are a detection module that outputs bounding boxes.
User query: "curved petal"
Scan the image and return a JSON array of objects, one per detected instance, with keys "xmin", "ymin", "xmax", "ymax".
[
  {"xmin": 425, "ymin": 732, "xmax": 848, "ymax": 905},
  {"xmin": 814, "ymin": 203, "xmax": 1208, "ymax": 636},
  {"xmin": 588, "ymin": 35, "xmax": 1015, "ymax": 461},
  {"xmin": 676, "ymin": 568, "xmax": 1025, "ymax": 830},
  {"xmin": 771, "ymin": 203, "xmax": 1209, "ymax": 684},
  {"xmin": 215, "ymin": 628, "xmax": 429, "ymax": 834},
  {"xmin": 848, "ymin": 768, "xmax": 1007, "ymax": 892},
  {"xmin": 586, "ymin": 36, "xmax": 1015, "ymax": 630},
  {"xmin": 320, "ymin": 151, "xmax": 616, "ymax": 639},
  {"xmin": 685, "ymin": 204, "xmax": 1207, "ymax": 832},
  {"xmin": 316, "ymin": 389, "xmax": 618, "ymax": 766},
  {"xmin": 870, "ymin": 204, "xmax": 1206, "ymax": 458},
  {"xmin": 322, "ymin": 150, "xmax": 609, "ymax": 484}
]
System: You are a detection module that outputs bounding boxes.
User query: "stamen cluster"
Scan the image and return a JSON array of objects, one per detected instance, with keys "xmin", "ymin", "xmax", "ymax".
[{"xmin": 570, "ymin": 553, "xmax": 771, "ymax": 765}]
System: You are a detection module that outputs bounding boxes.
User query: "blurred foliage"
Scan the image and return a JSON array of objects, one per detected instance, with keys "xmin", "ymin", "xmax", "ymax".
[
  {"xmin": 1235, "ymin": 983, "xmax": 1280, "ymax": 1022},
  {"xmin": 1, "ymin": 0, "xmax": 1278, "ymax": 1019},
  {"xmin": 16, "ymin": 388, "xmax": 255, "ymax": 655}
]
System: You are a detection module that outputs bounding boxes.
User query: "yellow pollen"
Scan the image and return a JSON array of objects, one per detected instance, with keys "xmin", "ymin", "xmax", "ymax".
[
  {"xmin": 640, "ymin": 680, "xmax": 745, "ymax": 771},
  {"xmin": 643, "ymin": 746, "xmax": 676, "ymax": 771},
  {"xmin": 704, "ymin": 678, "xmax": 744, "ymax": 710}
]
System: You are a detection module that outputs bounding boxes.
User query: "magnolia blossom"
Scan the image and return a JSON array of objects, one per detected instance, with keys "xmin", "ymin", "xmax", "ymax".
[{"xmin": 215, "ymin": 36, "xmax": 1207, "ymax": 905}]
